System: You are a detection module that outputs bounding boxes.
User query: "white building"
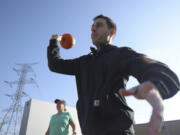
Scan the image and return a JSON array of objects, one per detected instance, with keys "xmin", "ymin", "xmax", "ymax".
[
  {"xmin": 134, "ymin": 119, "xmax": 180, "ymax": 135},
  {"xmin": 19, "ymin": 99, "xmax": 180, "ymax": 135},
  {"xmin": 19, "ymin": 99, "xmax": 82, "ymax": 135}
]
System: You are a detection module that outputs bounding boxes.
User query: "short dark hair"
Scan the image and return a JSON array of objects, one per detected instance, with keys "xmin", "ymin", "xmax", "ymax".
[
  {"xmin": 54, "ymin": 99, "xmax": 66, "ymax": 105},
  {"xmin": 93, "ymin": 14, "xmax": 116, "ymax": 31},
  {"xmin": 55, "ymin": 99, "xmax": 67, "ymax": 111}
]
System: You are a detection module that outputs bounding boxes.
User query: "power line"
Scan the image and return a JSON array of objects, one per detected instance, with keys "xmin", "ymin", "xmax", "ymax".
[{"xmin": 0, "ymin": 63, "xmax": 38, "ymax": 135}]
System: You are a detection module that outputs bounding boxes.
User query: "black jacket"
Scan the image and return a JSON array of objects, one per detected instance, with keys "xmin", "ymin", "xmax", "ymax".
[{"xmin": 47, "ymin": 39, "xmax": 180, "ymax": 135}]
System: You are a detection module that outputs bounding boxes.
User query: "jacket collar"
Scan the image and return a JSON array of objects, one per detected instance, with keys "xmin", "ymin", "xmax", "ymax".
[{"xmin": 90, "ymin": 44, "xmax": 116, "ymax": 55}]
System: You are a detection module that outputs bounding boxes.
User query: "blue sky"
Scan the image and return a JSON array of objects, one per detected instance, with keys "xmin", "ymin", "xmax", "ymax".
[{"xmin": 0, "ymin": 0, "xmax": 180, "ymax": 124}]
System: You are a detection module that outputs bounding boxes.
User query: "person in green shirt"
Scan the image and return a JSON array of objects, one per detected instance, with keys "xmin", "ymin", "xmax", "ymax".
[{"xmin": 45, "ymin": 99, "xmax": 77, "ymax": 135}]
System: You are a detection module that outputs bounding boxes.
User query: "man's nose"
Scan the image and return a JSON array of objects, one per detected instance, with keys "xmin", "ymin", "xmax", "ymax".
[{"xmin": 91, "ymin": 25, "xmax": 96, "ymax": 32}]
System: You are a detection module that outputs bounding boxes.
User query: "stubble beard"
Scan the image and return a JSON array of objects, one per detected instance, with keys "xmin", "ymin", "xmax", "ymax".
[{"xmin": 92, "ymin": 36, "xmax": 109, "ymax": 47}]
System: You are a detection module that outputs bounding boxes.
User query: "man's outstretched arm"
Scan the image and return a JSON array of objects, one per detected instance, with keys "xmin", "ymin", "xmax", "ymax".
[
  {"xmin": 47, "ymin": 34, "xmax": 80, "ymax": 75},
  {"xmin": 119, "ymin": 81, "xmax": 164, "ymax": 135}
]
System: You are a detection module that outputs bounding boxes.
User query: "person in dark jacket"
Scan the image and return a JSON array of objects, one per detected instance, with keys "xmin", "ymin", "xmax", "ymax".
[{"xmin": 47, "ymin": 14, "xmax": 180, "ymax": 135}]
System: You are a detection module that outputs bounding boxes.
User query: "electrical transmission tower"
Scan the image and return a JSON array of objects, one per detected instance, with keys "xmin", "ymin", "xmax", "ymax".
[{"xmin": 0, "ymin": 63, "xmax": 38, "ymax": 135}]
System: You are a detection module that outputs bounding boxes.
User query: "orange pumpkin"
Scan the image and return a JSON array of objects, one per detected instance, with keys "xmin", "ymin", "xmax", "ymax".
[{"xmin": 60, "ymin": 34, "xmax": 75, "ymax": 49}]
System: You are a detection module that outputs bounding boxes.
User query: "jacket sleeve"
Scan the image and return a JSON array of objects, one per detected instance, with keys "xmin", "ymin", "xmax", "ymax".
[
  {"xmin": 47, "ymin": 39, "xmax": 80, "ymax": 75},
  {"xmin": 124, "ymin": 47, "xmax": 180, "ymax": 99}
]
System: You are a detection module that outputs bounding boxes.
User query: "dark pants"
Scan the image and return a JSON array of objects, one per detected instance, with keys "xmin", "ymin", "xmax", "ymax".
[
  {"xmin": 104, "ymin": 131, "xmax": 133, "ymax": 135},
  {"xmin": 84, "ymin": 130, "xmax": 134, "ymax": 135}
]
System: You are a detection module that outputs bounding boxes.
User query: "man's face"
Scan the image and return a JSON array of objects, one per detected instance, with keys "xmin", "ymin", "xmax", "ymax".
[
  {"xmin": 56, "ymin": 102, "xmax": 65, "ymax": 112},
  {"xmin": 91, "ymin": 18, "xmax": 111, "ymax": 46}
]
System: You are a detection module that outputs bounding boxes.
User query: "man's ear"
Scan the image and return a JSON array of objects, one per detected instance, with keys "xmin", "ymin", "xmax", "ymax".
[{"xmin": 110, "ymin": 28, "xmax": 116, "ymax": 36}]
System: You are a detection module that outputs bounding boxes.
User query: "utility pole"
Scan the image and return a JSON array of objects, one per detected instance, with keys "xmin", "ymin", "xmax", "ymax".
[{"xmin": 0, "ymin": 63, "xmax": 38, "ymax": 135}]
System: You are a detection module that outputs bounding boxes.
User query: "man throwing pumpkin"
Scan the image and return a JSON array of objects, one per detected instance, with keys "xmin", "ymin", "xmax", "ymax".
[{"xmin": 47, "ymin": 14, "xmax": 180, "ymax": 135}]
